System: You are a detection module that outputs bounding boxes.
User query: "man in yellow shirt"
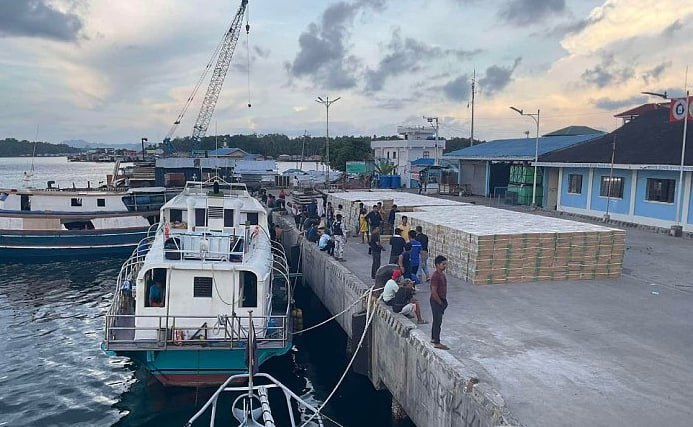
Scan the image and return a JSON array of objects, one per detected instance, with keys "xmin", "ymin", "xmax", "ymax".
[{"xmin": 398, "ymin": 215, "xmax": 411, "ymax": 242}]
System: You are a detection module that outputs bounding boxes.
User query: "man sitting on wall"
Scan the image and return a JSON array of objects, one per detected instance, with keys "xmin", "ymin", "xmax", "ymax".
[
  {"xmin": 317, "ymin": 227, "xmax": 334, "ymax": 254},
  {"xmin": 393, "ymin": 279, "xmax": 426, "ymax": 324}
]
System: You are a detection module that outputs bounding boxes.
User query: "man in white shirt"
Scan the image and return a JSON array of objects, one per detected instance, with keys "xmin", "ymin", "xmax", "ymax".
[{"xmin": 383, "ymin": 270, "xmax": 402, "ymax": 305}]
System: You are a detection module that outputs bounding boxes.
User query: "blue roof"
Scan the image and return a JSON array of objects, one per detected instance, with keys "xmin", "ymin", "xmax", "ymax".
[
  {"xmin": 411, "ymin": 158, "xmax": 435, "ymax": 166},
  {"xmin": 444, "ymin": 134, "xmax": 604, "ymax": 160}
]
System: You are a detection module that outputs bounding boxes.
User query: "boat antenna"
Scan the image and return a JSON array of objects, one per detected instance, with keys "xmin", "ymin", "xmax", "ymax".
[{"xmin": 23, "ymin": 124, "xmax": 39, "ymax": 188}]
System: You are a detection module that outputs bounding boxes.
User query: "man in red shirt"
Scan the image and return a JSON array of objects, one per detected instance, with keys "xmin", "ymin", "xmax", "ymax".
[{"xmin": 430, "ymin": 255, "xmax": 449, "ymax": 350}]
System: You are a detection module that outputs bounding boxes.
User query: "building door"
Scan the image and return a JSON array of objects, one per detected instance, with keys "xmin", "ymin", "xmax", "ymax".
[
  {"xmin": 489, "ymin": 163, "xmax": 511, "ymax": 197},
  {"xmin": 546, "ymin": 168, "xmax": 559, "ymax": 210}
]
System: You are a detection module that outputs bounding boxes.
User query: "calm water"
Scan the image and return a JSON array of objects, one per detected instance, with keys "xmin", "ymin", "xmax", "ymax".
[{"xmin": 0, "ymin": 158, "xmax": 410, "ymax": 427}]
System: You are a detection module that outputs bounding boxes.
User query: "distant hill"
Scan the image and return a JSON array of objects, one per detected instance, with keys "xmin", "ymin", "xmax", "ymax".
[
  {"xmin": 61, "ymin": 139, "xmax": 142, "ymax": 150},
  {"xmin": 0, "ymin": 138, "xmax": 82, "ymax": 157}
]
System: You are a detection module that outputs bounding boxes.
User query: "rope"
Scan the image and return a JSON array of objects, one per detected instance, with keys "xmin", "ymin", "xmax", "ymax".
[
  {"xmin": 300, "ymin": 284, "xmax": 380, "ymax": 427},
  {"xmin": 291, "ymin": 286, "xmax": 383, "ymax": 335}
]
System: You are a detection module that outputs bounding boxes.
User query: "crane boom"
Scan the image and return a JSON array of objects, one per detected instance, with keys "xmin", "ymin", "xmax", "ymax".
[{"xmin": 192, "ymin": 0, "xmax": 249, "ymax": 144}]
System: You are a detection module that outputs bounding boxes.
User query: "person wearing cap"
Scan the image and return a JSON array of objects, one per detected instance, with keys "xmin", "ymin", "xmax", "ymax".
[{"xmin": 382, "ymin": 270, "xmax": 402, "ymax": 305}]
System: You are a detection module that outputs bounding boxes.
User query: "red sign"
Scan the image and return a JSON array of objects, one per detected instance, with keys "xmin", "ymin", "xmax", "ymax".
[{"xmin": 669, "ymin": 97, "xmax": 693, "ymax": 122}]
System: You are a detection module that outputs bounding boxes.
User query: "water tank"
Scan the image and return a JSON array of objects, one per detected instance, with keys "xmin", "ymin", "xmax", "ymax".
[
  {"xmin": 390, "ymin": 175, "xmax": 401, "ymax": 188},
  {"xmin": 378, "ymin": 175, "xmax": 391, "ymax": 189}
]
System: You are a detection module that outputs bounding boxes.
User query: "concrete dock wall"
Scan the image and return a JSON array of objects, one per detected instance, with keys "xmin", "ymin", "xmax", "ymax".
[{"xmin": 278, "ymin": 216, "xmax": 519, "ymax": 427}]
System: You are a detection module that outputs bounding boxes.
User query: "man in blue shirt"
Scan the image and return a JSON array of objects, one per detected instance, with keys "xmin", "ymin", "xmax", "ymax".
[{"xmin": 408, "ymin": 230, "xmax": 422, "ymax": 280}]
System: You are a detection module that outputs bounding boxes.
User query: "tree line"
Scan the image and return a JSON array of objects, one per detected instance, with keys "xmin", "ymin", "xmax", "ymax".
[{"xmin": 0, "ymin": 138, "xmax": 82, "ymax": 157}]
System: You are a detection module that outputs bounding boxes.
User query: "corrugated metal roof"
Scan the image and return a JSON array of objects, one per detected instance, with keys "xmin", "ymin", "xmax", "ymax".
[
  {"xmin": 411, "ymin": 158, "xmax": 435, "ymax": 166},
  {"xmin": 444, "ymin": 134, "xmax": 603, "ymax": 160}
]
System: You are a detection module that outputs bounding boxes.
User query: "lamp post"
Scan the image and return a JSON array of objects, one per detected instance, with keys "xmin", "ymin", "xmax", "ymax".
[
  {"xmin": 316, "ymin": 96, "xmax": 341, "ymax": 186},
  {"xmin": 141, "ymin": 137, "xmax": 148, "ymax": 161},
  {"xmin": 642, "ymin": 88, "xmax": 689, "ymax": 230},
  {"xmin": 423, "ymin": 116, "xmax": 440, "ymax": 166},
  {"xmin": 510, "ymin": 107, "xmax": 540, "ymax": 207}
]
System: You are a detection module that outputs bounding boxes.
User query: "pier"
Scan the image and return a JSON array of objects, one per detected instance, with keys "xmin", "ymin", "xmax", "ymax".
[{"xmin": 277, "ymin": 201, "xmax": 693, "ymax": 427}]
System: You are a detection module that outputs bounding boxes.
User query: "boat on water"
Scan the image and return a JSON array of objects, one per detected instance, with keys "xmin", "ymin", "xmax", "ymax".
[
  {"xmin": 0, "ymin": 183, "xmax": 176, "ymax": 258},
  {"xmin": 102, "ymin": 178, "xmax": 294, "ymax": 387}
]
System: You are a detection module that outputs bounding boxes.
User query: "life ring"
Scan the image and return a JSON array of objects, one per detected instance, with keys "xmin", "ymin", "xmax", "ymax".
[
  {"xmin": 164, "ymin": 222, "xmax": 171, "ymax": 239},
  {"xmin": 251, "ymin": 226, "xmax": 260, "ymax": 239}
]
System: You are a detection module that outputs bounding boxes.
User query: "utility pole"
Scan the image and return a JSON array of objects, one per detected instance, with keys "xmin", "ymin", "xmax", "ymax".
[
  {"xmin": 470, "ymin": 69, "xmax": 476, "ymax": 147},
  {"xmin": 509, "ymin": 107, "xmax": 541, "ymax": 207},
  {"xmin": 300, "ymin": 130, "xmax": 308, "ymax": 171},
  {"xmin": 316, "ymin": 96, "xmax": 341, "ymax": 186},
  {"xmin": 424, "ymin": 116, "xmax": 440, "ymax": 166},
  {"xmin": 141, "ymin": 137, "xmax": 148, "ymax": 161}
]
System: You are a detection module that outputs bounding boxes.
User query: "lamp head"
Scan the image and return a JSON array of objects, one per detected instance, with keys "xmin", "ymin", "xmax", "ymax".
[{"xmin": 509, "ymin": 106, "xmax": 523, "ymax": 115}]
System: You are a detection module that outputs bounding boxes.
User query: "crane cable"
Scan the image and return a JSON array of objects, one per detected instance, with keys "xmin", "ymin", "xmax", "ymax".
[{"xmin": 245, "ymin": 3, "xmax": 252, "ymax": 108}]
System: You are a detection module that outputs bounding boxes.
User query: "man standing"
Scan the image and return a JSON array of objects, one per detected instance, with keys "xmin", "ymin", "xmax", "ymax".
[
  {"xmin": 332, "ymin": 214, "xmax": 346, "ymax": 261},
  {"xmin": 415, "ymin": 226, "xmax": 431, "ymax": 282},
  {"xmin": 408, "ymin": 230, "xmax": 422, "ymax": 278},
  {"xmin": 398, "ymin": 216, "xmax": 411, "ymax": 242},
  {"xmin": 369, "ymin": 226, "xmax": 384, "ymax": 279},
  {"xmin": 430, "ymin": 255, "xmax": 449, "ymax": 350},
  {"xmin": 387, "ymin": 204, "xmax": 399, "ymax": 233},
  {"xmin": 366, "ymin": 205, "xmax": 382, "ymax": 255},
  {"xmin": 388, "ymin": 228, "xmax": 406, "ymax": 264}
]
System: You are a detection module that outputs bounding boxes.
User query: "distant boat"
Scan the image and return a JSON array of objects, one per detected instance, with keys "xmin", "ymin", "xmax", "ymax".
[
  {"xmin": 102, "ymin": 178, "xmax": 293, "ymax": 387},
  {"xmin": 0, "ymin": 184, "xmax": 176, "ymax": 259}
]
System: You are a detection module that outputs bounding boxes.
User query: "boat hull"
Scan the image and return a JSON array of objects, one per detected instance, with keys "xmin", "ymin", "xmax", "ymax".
[
  {"xmin": 124, "ymin": 345, "xmax": 292, "ymax": 387},
  {"xmin": 0, "ymin": 227, "xmax": 150, "ymax": 259}
]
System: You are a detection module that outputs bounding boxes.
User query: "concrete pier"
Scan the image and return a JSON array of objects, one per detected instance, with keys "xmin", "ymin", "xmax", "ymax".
[{"xmin": 278, "ymin": 209, "xmax": 693, "ymax": 426}]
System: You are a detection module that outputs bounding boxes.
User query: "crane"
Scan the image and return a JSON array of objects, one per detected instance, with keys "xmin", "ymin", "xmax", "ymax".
[{"xmin": 162, "ymin": 0, "xmax": 249, "ymax": 156}]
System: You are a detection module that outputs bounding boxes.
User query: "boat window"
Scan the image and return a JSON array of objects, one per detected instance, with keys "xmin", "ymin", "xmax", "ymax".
[
  {"xmin": 145, "ymin": 268, "xmax": 167, "ymax": 307},
  {"xmin": 170, "ymin": 209, "xmax": 183, "ymax": 223},
  {"xmin": 195, "ymin": 208, "xmax": 206, "ymax": 226},
  {"xmin": 71, "ymin": 198, "xmax": 83, "ymax": 207},
  {"xmin": 224, "ymin": 209, "xmax": 234, "ymax": 227},
  {"xmin": 63, "ymin": 220, "xmax": 95, "ymax": 230},
  {"xmin": 193, "ymin": 277, "xmax": 213, "ymax": 298},
  {"xmin": 240, "ymin": 271, "xmax": 257, "ymax": 307},
  {"xmin": 97, "ymin": 198, "xmax": 106, "ymax": 207},
  {"xmin": 245, "ymin": 212, "xmax": 259, "ymax": 225}
]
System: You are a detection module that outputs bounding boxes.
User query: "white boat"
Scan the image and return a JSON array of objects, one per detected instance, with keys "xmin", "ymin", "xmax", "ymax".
[{"xmin": 102, "ymin": 178, "xmax": 293, "ymax": 387}]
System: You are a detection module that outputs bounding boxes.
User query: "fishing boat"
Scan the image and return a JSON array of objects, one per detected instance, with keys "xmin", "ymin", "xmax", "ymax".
[
  {"xmin": 102, "ymin": 178, "xmax": 293, "ymax": 387},
  {"xmin": 0, "ymin": 183, "xmax": 175, "ymax": 258}
]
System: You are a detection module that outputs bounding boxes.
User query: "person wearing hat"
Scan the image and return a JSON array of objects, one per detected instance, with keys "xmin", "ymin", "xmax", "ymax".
[{"xmin": 382, "ymin": 270, "xmax": 402, "ymax": 306}]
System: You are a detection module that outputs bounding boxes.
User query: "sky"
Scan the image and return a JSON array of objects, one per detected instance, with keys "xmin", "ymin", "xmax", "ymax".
[{"xmin": 1, "ymin": 0, "xmax": 692, "ymax": 146}]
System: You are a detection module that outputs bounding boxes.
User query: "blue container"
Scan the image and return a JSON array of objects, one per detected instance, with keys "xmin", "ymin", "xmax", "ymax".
[
  {"xmin": 379, "ymin": 175, "xmax": 391, "ymax": 188},
  {"xmin": 391, "ymin": 175, "xmax": 401, "ymax": 188}
]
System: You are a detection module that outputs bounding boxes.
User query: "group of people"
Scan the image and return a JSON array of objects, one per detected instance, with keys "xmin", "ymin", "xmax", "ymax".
[
  {"xmin": 296, "ymin": 199, "xmax": 348, "ymax": 261},
  {"xmin": 381, "ymin": 255, "xmax": 450, "ymax": 350}
]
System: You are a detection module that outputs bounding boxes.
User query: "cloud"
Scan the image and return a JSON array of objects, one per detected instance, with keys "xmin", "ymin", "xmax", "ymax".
[
  {"xmin": 642, "ymin": 61, "xmax": 672, "ymax": 84},
  {"xmin": 661, "ymin": 19, "xmax": 683, "ymax": 38},
  {"xmin": 442, "ymin": 74, "xmax": 470, "ymax": 101},
  {"xmin": 287, "ymin": 1, "xmax": 385, "ymax": 89},
  {"xmin": 0, "ymin": 0, "xmax": 84, "ymax": 41},
  {"xmin": 498, "ymin": 0, "xmax": 565, "ymax": 26},
  {"xmin": 364, "ymin": 28, "xmax": 480, "ymax": 92},
  {"xmin": 479, "ymin": 57, "xmax": 522, "ymax": 95},
  {"xmin": 594, "ymin": 95, "xmax": 647, "ymax": 111},
  {"xmin": 581, "ymin": 54, "xmax": 634, "ymax": 88}
]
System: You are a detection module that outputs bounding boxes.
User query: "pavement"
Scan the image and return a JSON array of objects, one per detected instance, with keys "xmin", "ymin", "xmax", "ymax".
[{"xmin": 329, "ymin": 214, "xmax": 693, "ymax": 426}]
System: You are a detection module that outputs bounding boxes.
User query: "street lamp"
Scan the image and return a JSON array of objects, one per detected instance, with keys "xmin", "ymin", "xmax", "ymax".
[
  {"xmin": 316, "ymin": 96, "xmax": 341, "ymax": 186},
  {"xmin": 423, "ymin": 116, "xmax": 440, "ymax": 166},
  {"xmin": 510, "ymin": 106, "xmax": 541, "ymax": 207},
  {"xmin": 141, "ymin": 137, "xmax": 148, "ymax": 162},
  {"xmin": 642, "ymin": 89, "xmax": 689, "ymax": 229}
]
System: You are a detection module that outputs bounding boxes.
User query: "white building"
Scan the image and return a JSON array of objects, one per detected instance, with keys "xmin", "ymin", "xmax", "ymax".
[{"xmin": 371, "ymin": 126, "xmax": 446, "ymax": 187}]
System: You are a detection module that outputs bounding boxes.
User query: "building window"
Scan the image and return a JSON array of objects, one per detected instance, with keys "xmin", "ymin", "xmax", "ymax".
[
  {"xmin": 568, "ymin": 174, "xmax": 583, "ymax": 194},
  {"xmin": 423, "ymin": 151, "xmax": 430, "ymax": 159},
  {"xmin": 71, "ymin": 198, "xmax": 82, "ymax": 207},
  {"xmin": 97, "ymin": 198, "xmax": 106, "ymax": 207},
  {"xmin": 646, "ymin": 178, "xmax": 675, "ymax": 203},
  {"xmin": 386, "ymin": 152, "xmax": 390, "ymax": 159},
  {"xmin": 193, "ymin": 277, "xmax": 213, "ymax": 298},
  {"xmin": 392, "ymin": 151, "xmax": 397, "ymax": 159},
  {"xmin": 599, "ymin": 176, "xmax": 624, "ymax": 198}
]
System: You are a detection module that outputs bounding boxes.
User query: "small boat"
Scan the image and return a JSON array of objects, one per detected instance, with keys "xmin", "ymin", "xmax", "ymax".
[
  {"xmin": 102, "ymin": 178, "xmax": 294, "ymax": 387},
  {"xmin": 0, "ymin": 184, "xmax": 175, "ymax": 259}
]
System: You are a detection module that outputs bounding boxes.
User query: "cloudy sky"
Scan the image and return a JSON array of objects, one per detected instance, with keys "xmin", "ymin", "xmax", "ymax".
[{"xmin": 1, "ymin": 0, "xmax": 692, "ymax": 145}]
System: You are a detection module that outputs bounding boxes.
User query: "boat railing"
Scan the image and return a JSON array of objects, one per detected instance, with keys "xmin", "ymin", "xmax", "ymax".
[
  {"xmin": 106, "ymin": 239, "xmax": 152, "ymax": 319},
  {"xmin": 104, "ymin": 312, "xmax": 290, "ymax": 351},
  {"xmin": 185, "ymin": 373, "xmax": 324, "ymax": 427}
]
